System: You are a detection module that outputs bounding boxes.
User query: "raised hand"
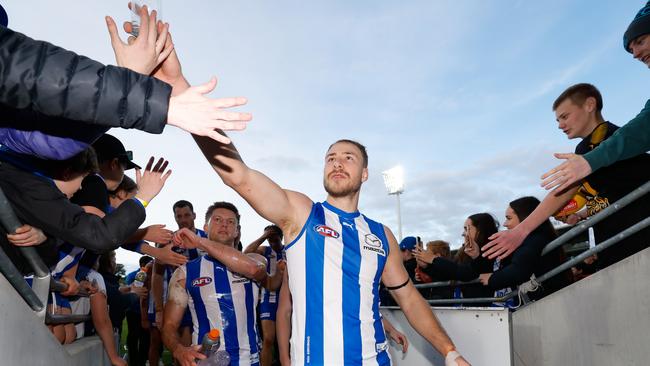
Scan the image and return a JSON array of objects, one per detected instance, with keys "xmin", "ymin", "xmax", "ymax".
[
  {"xmin": 154, "ymin": 243, "xmax": 188, "ymax": 267},
  {"xmin": 463, "ymin": 237, "xmax": 480, "ymax": 259},
  {"xmin": 167, "ymin": 78, "xmax": 252, "ymax": 144},
  {"xmin": 541, "ymin": 153, "xmax": 591, "ymax": 192},
  {"xmin": 482, "ymin": 227, "xmax": 526, "ymax": 260},
  {"xmin": 143, "ymin": 224, "xmax": 173, "ymax": 243},
  {"xmin": 105, "ymin": 4, "xmax": 173, "ymax": 75},
  {"xmin": 413, "ymin": 246, "xmax": 436, "ymax": 264},
  {"xmin": 135, "ymin": 157, "xmax": 172, "ymax": 203},
  {"xmin": 173, "ymin": 228, "xmax": 201, "ymax": 249}
]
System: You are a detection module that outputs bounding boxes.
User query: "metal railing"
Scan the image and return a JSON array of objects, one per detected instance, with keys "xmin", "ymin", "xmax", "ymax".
[
  {"xmin": 0, "ymin": 185, "xmax": 89, "ymax": 323},
  {"xmin": 0, "ymin": 186, "xmax": 48, "ymax": 315},
  {"xmin": 404, "ymin": 180, "xmax": 650, "ymax": 306}
]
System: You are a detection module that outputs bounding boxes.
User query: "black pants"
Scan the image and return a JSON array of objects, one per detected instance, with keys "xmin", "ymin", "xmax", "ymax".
[{"xmin": 126, "ymin": 310, "xmax": 150, "ymax": 366}]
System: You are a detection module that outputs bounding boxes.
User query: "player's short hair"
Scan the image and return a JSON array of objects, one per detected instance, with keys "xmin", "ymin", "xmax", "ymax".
[
  {"xmin": 205, "ymin": 201, "xmax": 240, "ymax": 225},
  {"xmin": 328, "ymin": 139, "xmax": 368, "ymax": 168}
]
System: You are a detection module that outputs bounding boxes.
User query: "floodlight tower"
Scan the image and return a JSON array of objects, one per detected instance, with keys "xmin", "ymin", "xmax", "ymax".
[{"xmin": 382, "ymin": 165, "xmax": 405, "ymax": 242}]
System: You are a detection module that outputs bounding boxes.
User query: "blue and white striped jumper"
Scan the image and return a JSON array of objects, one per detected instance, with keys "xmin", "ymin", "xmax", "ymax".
[
  {"xmin": 285, "ymin": 201, "xmax": 391, "ymax": 366},
  {"xmin": 184, "ymin": 255, "xmax": 260, "ymax": 366}
]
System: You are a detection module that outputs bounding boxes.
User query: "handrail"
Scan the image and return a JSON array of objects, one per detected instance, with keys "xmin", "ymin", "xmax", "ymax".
[
  {"xmin": 531, "ymin": 215, "xmax": 650, "ymax": 287},
  {"xmin": 50, "ymin": 279, "xmax": 90, "ymax": 298},
  {"xmin": 541, "ymin": 180, "xmax": 650, "ymax": 256},
  {"xmin": 414, "ymin": 279, "xmax": 479, "ymax": 289},
  {"xmin": 45, "ymin": 314, "xmax": 92, "ymax": 325},
  {"xmin": 0, "ymin": 186, "xmax": 45, "ymax": 312},
  {"xmin": 411, "ymin": 180, "xmax": 650, "ymax": 293}
]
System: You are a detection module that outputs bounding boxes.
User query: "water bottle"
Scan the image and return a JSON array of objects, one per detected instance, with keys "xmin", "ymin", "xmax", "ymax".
[
  {"xmin": 133, "ymin": 270, "xmax": 146, "ymax": 288},
  {"xmin": 198, "ymin": 329, "xmax": 231, "ymax": 366},
  {"xmin": 201, "ymin": 329, "xmax": 221, "ymax": 355},
  {"xmin": 199, "ymin": 350, "xmax": 231, "ymax": 366}
]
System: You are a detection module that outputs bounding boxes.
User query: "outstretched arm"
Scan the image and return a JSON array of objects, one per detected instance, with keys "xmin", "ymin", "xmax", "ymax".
[
  {"xmin": 381, "ymin": 226, "xmax": 469, "ymax": 365},
  {"xmin": 192, "ymin": 135, "xmax": 312, "ymax": 240},
  {"xmin": 541, "ymin": 99, "xmax": 650, "ymax": 192},
  {"xmin": 174, "ymin": 228, "xmax": 267, "ymax": 282},
  {"xmin": 482, "ymin": 184, "xmax": 578, "ymax": 260}
]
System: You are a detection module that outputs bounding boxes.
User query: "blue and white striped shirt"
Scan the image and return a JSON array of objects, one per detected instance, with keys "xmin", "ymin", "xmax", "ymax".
[
  {"xmin": 285, "ymin": 201, "xmax": 391, "ymax": 366},
  {"xmin": 260, "ymin": 246, "xmax": 284, "ymax": 305},
  {"xmin": 184, "ymin": 255, "xmax": 260, "ymax": 366}
]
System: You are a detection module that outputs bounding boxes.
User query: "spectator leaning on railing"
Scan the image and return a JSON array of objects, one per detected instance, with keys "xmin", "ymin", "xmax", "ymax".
[
  {"xmin": 484, "ymin": 83, "xmax": 650, "ymax": 270},
  {"xmin": 540, "ymin": 1, "xmax": 650, "ymax": 193},
  {"xmin": 478, "ymin": 197, "xmax": 570, "ymax": 302},
  {"xmin": 414, "ymin": 213, "xmax": 498, "ymax": 303}
]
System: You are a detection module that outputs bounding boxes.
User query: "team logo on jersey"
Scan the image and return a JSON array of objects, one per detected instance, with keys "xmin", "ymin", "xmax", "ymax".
[
  {"xmin": 363, "ymin": 234, "xmax": 386, "ymax": 256},
  {"xmin": 191, "ymin": 277, "xmax": 213, "ymax": 287},
  {"xmin": 313, "ymin": 225, "xmax": 340, "ymax": 238}
]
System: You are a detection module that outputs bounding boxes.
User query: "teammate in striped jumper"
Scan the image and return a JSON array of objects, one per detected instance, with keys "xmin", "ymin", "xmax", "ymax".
[
  {"xmin": 193, "ymin": 137, "xmax": 470, "ymax": 365},
  {"xmin": 162, "ymin": 201, "xmax": 284, "ymax": 366},
  {"xmin": 244, "ymin": 224, "xmax": 285, "ymax": 366}
]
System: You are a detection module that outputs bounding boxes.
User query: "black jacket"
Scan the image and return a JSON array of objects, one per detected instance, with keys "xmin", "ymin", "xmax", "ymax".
[
  {"xmin": 488, "ymin": 229, "xmax": 570, "ymax": 300},
  {"xmin": 424, "ymin": 256, "xmax": 495, "ymax": 301},
  {"xmin": 0, "ymin": 161, "xmax": 145, "ymax": 274},
  {"xmin": 0, "ymin": 26, "xmax": 171, "ymax": 134}
]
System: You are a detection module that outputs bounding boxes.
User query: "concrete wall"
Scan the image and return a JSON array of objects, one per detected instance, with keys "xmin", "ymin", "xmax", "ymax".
[
  {"xmin": 0, "ymin": 274, "xmax": 110, "ymax": 366},
  {"xmin": 382, "ymin": 307, "xmax": 512, "ymax": 366},
  {"xmin": 512, "ymin": 247, "xmax": 650, "ymax": 366}
]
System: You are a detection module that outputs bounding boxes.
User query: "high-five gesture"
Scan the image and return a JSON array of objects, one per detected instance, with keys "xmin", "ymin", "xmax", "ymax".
[
  {"xmin": 106, "ymin": 4, "xmax": 173, "ymax": 75},
  {"xmin": 540, "ymin": 153, "xmax": 592, "ymax": 192},
  {"xmin": 167, "ymin": 78, "xmax": 251, "ymax": 144},
  {"xmin": 135, "ymin": 157, "xmax": 172, "ymax": 203}
]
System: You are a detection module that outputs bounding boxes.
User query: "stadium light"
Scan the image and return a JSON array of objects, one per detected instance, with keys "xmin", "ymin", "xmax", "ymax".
[{"xmin": 382, "ymin": 165, "xmax": 405, "ymax": 241}]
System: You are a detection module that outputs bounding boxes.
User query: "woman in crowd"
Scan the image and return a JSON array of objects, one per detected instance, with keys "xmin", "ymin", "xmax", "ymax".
[
  {"xmin": 478, "ymin": 196, "xmax": 570, "ymax": 302},
  {"xmin": 414, "ymin": 213, "xmax": 499, "ymax": 302}
]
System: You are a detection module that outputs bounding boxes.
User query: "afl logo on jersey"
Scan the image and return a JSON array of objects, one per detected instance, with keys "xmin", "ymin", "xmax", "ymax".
[
  {"xmin": 314, "ymin": 225, "xmax": 340, "ymax": 239},
  {"xmin": 192, "ymin": 277, "xmax": 213, "ymax": 287}
]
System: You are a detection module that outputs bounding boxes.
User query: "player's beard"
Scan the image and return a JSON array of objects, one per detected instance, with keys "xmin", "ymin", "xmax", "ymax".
[{"xmin": 323, "ymin": 176, "xmax": 362, "ymax": 198}]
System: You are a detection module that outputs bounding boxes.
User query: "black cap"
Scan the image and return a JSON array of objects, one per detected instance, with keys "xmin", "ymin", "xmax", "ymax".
[
  {"xmin": 0, "ymin": 5, "xmax": 7, "ymax": 28},
  {"xmin": 624, "ymin": 1, "xmax": 650, "ymax": 52},
  {"xmin": 92, "ymin": 134, "xmax": 141, "ymax": 170}
]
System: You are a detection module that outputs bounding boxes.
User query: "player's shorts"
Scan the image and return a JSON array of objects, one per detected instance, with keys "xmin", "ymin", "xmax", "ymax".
[{"xmin": 259, "ymin": 300, "xmax": 278, "ymax": 321}]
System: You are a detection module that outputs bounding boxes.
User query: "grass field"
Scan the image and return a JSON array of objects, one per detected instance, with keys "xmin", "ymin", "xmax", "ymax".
[{"xmin": 119, "ymin": 319, "xmax": 173, "ymax": 365}]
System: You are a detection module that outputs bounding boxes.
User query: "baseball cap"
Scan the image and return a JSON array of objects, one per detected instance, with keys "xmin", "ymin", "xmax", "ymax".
[
  {"xmin": 399, "ymin": 236, "xmax": 418, "ymax": 251},
  {"xmin": 92, "ymin": 134, "xmax": 141, "ymax": 170}
]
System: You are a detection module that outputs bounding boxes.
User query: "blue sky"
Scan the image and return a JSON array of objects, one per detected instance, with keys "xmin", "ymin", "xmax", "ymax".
[{"xmin": 6, "ymin": 1, "xmax": 649, "ymax": 271}]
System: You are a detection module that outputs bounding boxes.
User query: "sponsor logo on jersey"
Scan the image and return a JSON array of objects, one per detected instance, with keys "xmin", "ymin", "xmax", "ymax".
[
  {"xmin": 363, "ymin": 234, "xmax": 386, "ymax": 256},
  {"xmin": 191, "ymin": 277, "xmax": 213, "ymax": 287},
  {"xmin": 231, "ymin": 272, "xmax": 250, "ymax": 284},
  {"xmin": 314, "ymin": 225, "xmax": 340, "ymax": 238}
]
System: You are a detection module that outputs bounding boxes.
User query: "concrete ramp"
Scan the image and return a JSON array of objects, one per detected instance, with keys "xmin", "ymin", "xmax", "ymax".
[
  {"xmin": 0, "ymin": 273, "xmax": 110, "ymax": 366},
  {"xmin": 382, "ymin": 307, "xmax": 512, "ymax": 365},
  {"xmin": 512, "ymin": 247, "xmax": 650, "ymax": 366}
]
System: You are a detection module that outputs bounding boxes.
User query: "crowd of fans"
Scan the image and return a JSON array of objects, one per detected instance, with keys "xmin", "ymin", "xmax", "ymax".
[{"xmin": 1, "ymin": 1, "xmax": 650, "ymax": 365}]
